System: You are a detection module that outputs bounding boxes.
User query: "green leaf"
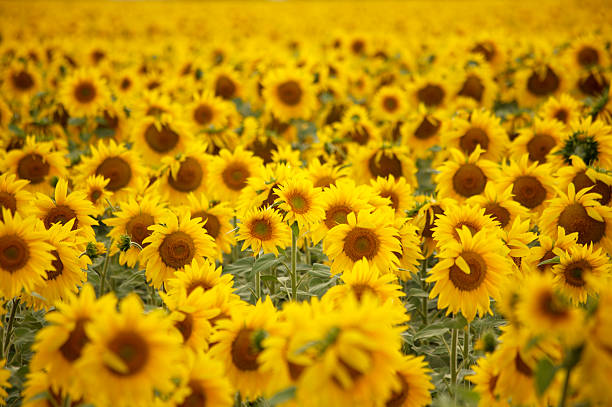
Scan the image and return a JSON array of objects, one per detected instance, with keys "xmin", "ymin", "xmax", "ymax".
[
  {"xmin": 406, "ymin": 287, "xmax": 429, "ymax": 298},
  {"xmin": 414, "ymin": 324, "xmax": 449, "ymax": 340},
  {"xmin": 538, "ymin": 256, "xmax": 560, "ymax": 267},
  {"xmin": 535, "ymin": 358, "xmax": 557, "ymax": 396},
  {"xmin": 94, "ymin": 127, "xmax": 116, "ymax": 138},
  {"xmin": 68, "ymin": 117, "xmax": 86, "ymax": 126},
  {"xmin": 267, "ymin": 386, "xmax": 296, "ymax": 406}
]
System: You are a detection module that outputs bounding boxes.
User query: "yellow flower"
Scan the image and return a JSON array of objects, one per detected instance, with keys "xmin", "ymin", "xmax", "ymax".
[
  {"xmin": 77, "ymin": 294, "xmax": 183, "ymax": 407},
  {"xmin": 262, "ymin": 67, "xmax": 317, "ymax": 121},
  {"xmin": 238, "ymin": 207, "xmax": 291, "ymax": 256},
  {"xmin": 30, "ymin": 284, "xmax": 116, "ymax": 399},
  {"xmin": 384, "ymin": 355, "xmax": 434, "ymax": 407},
  {"xmin": 141, "ymin": 212, "xmax": 217, "ymax": 288},
  {"xmin": 59, "ymin": 68, "xmax": 110, "ymax": 117},
  {"xmin": 468, "ymin": 355, "xmax": 508, "ymax": 407},
  {"xmin": 0, "ymin": 172, "xmax": 33, "ymax": 222},
  {"xmin": 427, "ymin": 226, "xmax": 510, "ymax": 322},
  {"xmin": 371, "ymin": 86, "xmax": 408, "ymax": 122},
  {"xmin": 431, "ymin": 202, "xmax": 501, "ymax": 247},
  {"xmin": 555, "ymin": 155, "xmax": 612, "ymax": 206},
  {"xmin": 275, "ymin": 178, "xmax": 325, "ymax": 231},
  {"xmin": 395, "ymin": 217, "xmax": 424, "ymax": 280},
  {"xmin": 209, "ymin": 147, "xmax": 264, "ymax": 204},
  {"xmin": 324, "ymin": 208, "xmax": 400, "ymax": 275},
  {"xmin": 537, "ymin": 93, "xmax": 584, "ymax": 127},
  {"xmin": 511, "ymin": 118, "xmax": 566, "ymax": 165},
  {"xmin": 33, "ymin": 179, "xmax": 98, "ymax": 243},
  {"xmin": 466, "ymin": 183, "xmax": 529, "ymax": 230},
  {"xmin": 131, "ymin": 115, "xmax": 195, "ymax": 167},
  {"xmin": 77, "ymin": 175, "xmax": 113, "ymax": 217},
  {"xmin": 370, "ymin": 175, "xmax": 414, "ymax": 215},
  {"xmin": 0, "ymin": 210, "xmax": 54, "ymax": 298},
  {"xmin": 210, "ymin": 298, "xmax": 278, "ymax": 400},
  {"xmin": 0, "ymin": 359, "xmax": 10, "ymax": 406},
  {"xmin": 2, "ymin": 136, "xmax": 68, "ymax": 195}
]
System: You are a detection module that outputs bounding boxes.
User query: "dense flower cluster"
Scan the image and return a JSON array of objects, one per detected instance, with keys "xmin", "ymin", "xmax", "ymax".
[{"xmin": 0, "ymin": 0, "xmax": 611, "ymax": 406}]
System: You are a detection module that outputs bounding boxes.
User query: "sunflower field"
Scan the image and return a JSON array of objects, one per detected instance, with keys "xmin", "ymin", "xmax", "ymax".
[{"xmin": 0, "ymin": 0, "xmax": 611, "ymax": 406}]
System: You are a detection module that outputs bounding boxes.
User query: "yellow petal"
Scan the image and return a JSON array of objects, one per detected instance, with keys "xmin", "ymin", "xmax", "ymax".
[
  {"xmin": 455, "ymin": 255, "xmax": 471, "ymax": 275},
  {"xmin": 586, "ymin": 207, "xmax": 604, "ymax": 222}
]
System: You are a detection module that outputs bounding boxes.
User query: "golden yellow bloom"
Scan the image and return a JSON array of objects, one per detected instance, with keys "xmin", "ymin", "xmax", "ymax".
[
  {"xmin": 141, "ymin": 212, "xmax": 217, "ymax": 288},
  {"xmin": 0, "ymin": 359, "xmax": 9, "ymax": 406},
  {"xmin": 384, "ymin": 355, "xmax": 434, "ymax": 407},
  {"xmin": 263, "ymin": 67, "xmax": 317, "ymax": 121},
  {"xmin": 275, "ymin": 178, "xmax": 325, "ymax": 230},
  {"xmin": 131, "ymin": 115, "xmax": 195, "ymax": 167},
  {"xmin": 324, "ymin": 208, "xmax": 400, "ymax": 275},
  {"xmin": 427, "ymin": 226, "xmax": 510, "ymax": 321},
  {"xmin": 238, "ymin": 207, "xmax": 291, "ymax": 256},
  {"xmin": 466, "ymin": 183, "xmax": 529, "ymax": 230},
  {"xmin": 2, "ymin": 136, "xmax": 68, "ymax": 195},
  {"xmin": 371, "ymin": 85, "xmax": 408, "ymax": 122},
  {"xmin": 59, "ymin": 68, "xmax": 110, "ymax": 117},
  {"xmin": 209, "ymin": 147, "xmax": 264, "ymax": 203},
  {"xmin": 0, "ymin": 172, "xmax": 32, "ymax": 222},
  {"xmin": 538, "ymin": 93, "xmax": 584, "ymax": 127},
  {"xmin": 431, "ymin": 202, "xmax": 501, "ymax": 247},
  {"xmin": 468, "ymin": 354, "xmax": 508, "ymax": 407}
]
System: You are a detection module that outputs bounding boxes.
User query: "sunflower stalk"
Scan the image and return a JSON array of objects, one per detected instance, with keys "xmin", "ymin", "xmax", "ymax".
[
  {"xmin": 2, "ymin": 298, "xmax": 20, "ymax": 360},
  {"xmin": 450, "ymin": 327, "xmax": 458, "ymax": 396},
  {"xmin": 304, "ymin": 237, "xmax": 311, "ymax": 265},
  {"xmin": 463, "ymin": 323, "xmax": 470, "ymax": 375},
  {"xmin": 420, "ymin": 256, "xmax": 429, "ymax": 325},
  {"xmin": 290, "ymin": 222, "xmax": 299, "ymax": 301}
]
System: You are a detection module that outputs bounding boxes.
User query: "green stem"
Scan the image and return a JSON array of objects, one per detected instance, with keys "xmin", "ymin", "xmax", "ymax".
[
  {"xmin": 255, "ymin": 268, "xmax": 261, "ymax": 301},
  {"xmin": 558, "ymin": 367, "xmax": 573, "ymax": 407},
  {"xmin": 2, "ymin": 298, "xmax": 20, "ymax": 359},
  {"xmin": 420, "ymin": 256, "xmax": 429, "ymax": 325},
  {"xmin": 290, "ymin": 225, "xmax": 298, "ymax": 301},
  {"xmin": 304, "ymin": 237, "xmax": 311, "ymax": 265},
  {"xmin": 98, "ymin": 239, "xmax": 114, "ymax": 296},
  {"xmin": 231, "ymin": 216, "xmax": 238, "ymax": 262},
  {"xmin": 450, "ymin": 327, "xmax": 458, "ymax": 394},
  {"xmin": 463, "ymin": 323, "xmax": 470, "ymax": 375}
]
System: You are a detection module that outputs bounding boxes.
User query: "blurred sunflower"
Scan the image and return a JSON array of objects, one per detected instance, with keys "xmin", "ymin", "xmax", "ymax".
[
  {"xmin": 77, "ymin": 294, "xmax": 183, "ymax": 407},
  {"xmin": 2, "ymin": 136, "xmax": 68, "ymax": 195},
  {"xmin": 156, "ymin": 144, "xmax": 211, "ymax": 206},
  {"xmin": 511, "ymin": 118, "xmax": 566, "ymax": 165},
  {"xmin": 468, "ymin": 355, "xmax": 507, "ymax": 407},
  {"xmin": 371, "ymin": 85, "xmax": 408, "ymax": 122},
  {"xmin": 59, "ymin": 68, "xmax": 110, "ymax": 117},
  {"xmin": 538, "ymin": 93, "xmax": 583, "ymax": 127},
  {"xmin": 131, "ymin": 116, "xmax": 194, "ymax": 166},
  {"xmin": 466, "ymin": 183, "xmax": 529, "ymax": 230},
  {"xmin": 0, "ymin": 360, "xmax": 9, "ymax": 405},
  {"xmin": 383, "ymin": 355, "xmax": 433, "ymax": 407},
  {"xmin": 2, "ymin": 62, "xmax": 41, "ymax": 100},
  {"xmin": 209, "ymin": 147, "xmax": 263, "ymax": 203},
  {"xmin": 0, "ymin": 172, "xmax": 32, "ymax": 222},
  {"xmin": 556, "ymin": 155, "xmax": 612, "ymax": 206},
  {"xmin": 399, "ymin": 106, "xmax": 444, "ymax": 158},
  {"xmin": 78, "ymin": 174, "xmax": 113, "ymax": 217},
  {"xmin": 184, "ymin": 192, "xmax": 235, "ymax": 259},
  {"xmin": 263, "ymin": 67, "xmax": 317, "ymax": 121},
  {"xmin": 352, "ymin": 143, "xmax": 416, "ymax": 185},
  {"xmin": 166, "ymin": 286, "xmax": 218, "ymax": 350}
]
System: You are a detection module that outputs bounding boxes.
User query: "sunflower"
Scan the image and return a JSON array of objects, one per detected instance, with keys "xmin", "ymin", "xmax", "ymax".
[
  {"xmin": 262, "ymin": 67, "xmax": 317, "ymax": 121},
  {"xmin": 371, "ymin": 85, "xmax": 408, "ymax": 122},
  {"xmin": 0, "ymin": 98, "xmax": 12, "ymax": 129},
  {"xmin": 431, "ymin": 202, "xmax": 501, "ymax": 247},
  {"xmin": 77, "ymin": 294, "xmax": 183, "ymax": 407},
  {"xmin": 468, "ymin": 35, "xmax": 506, "ymax": 70},
  {"xmin": 0, "ymin": 210, "xmax": 54, "ymax": 299},
  {"xmin": 491, "ymin": 326, "xmax": 559, "ymax": 406},
  {"xmin": 324, "ymin": 209, "xmax": 401, "ymax": 275},
  {"xmin": 516, "ymin": 272, "xmax": 583, "ymax": 342},
  {"xmin": 33, "ymin": 179, "xmax": 98, "ymax": 243},
  {"xmin": 524, "ymin": 226, "xmax": 578, "ymax": 274},
  {"xmin": 0, "ymin": 172, "xmax": 32, "ymax": 222},
  {"xmin": 141, "ymin": 212, "xmax": 217, "ymax": 288},
  {"xmin": 576, "ymin": 69, "xmax": 609, "ymax": 98},
  {"xmin": 0, "ymin": 359, "xmax": 9, "ymax": 405},
  {"xmin": 76, "ymin": 139, "xmax": 147, "ymax": 203},
  {"xmin": 105, "ymin": 193, "xmax": 170, "ymax": 268},
  {"xmin": 515, "ymin": 61, "xmax": 568, "ymax": 107},
  {"xmin": 442, "ymin": 109, "xmax": 508, "ymax": 162},
  {"xmin": 21, "ymin": 370, "xmax": 78, "ymax": 407},
  {"xmin": 78, "ymin": 174, "xmax": 113, "ymax": 217},
  {"xmin": 502, "ymin": 216, "xmax": 538, "ymax": 273},
  {"xmin": 130, "ymin": 90, "xmax": 178, "ymax": 121},
  {"xmin": 407, "ymin": 70, "xmax": 455, "ymax": 109},
  {"xmin": 435, "ymin": 147, "xmax": 500, "ymax": 202},
  {"xmin": 399, "ymin": 106, "xmax": 444, "ymax": 158},
  {"xmin": 311, "ymin": 179, "xmax": 372, "ymax": 245},
  {"xmin": 59, "ymin": 68, "xmax": 110, "ymax": 117},
  {"xmin": 294, "ymin": 294, "xmax": 406, "ymax": 407},
  {"xmin": 552, "ymin": 243, "xmax": 610, "ymax": 304},
  {"xmin": 275, "ymin": 178, "xmax": 325, "ymax": 231},
  {"xmin": 271, "ymin": 144, "xmax": 302, "ymax": 168},
  {"xmin": 370, "ymin": 175, "xmax": 414, "ymax": 216},
  {"xmin": 184, "ymin": 192, "xmax": 235, "ymax": 259},
  {"xmin": 468, "ymin": 355, "xmax": 507, "ymax": 407},
  {"xmin": 539, "ymin": 183, "xmax": 612, "ymax": 253},
  {"xmin": 236, "ymin": 163, "xmax": 294, "ymax": 216},
  {"xmin": 454, "ymin": 57, "xmax": 498, "ymax": 108},
  {"xmin": 166, "ymin": 286, "xmax": 218, "ymax": 351},
  {"xmin": 27, "ymin": 220, "xmax": 90, "ymax": 309},
  {"xmin": 383, "ymin": 355, "xmax": 433, "ymax": 407},
  {"xmin": 466, "ymin": 183, "xmax": 529, "ymax": 231},
  {"xmin": 556, "ymin": 155, "xmax": 612, "ymax": 206},
  {"xmin": 497, "ymin": 154, "xmax": 556, "ymax": 217},
  {"xmin": 155, "ymin": 144, "xmax": 211, "ymax": 206},
  {"xmin": 164, "ymin": 257, "xmax": 235, "ymax": 305},
  {"xmin": 238, "ymin": 207, "xmax": 291, "ymax": 256},
  {"xmin": 334, "ymin": 112, "xmax": 382, "ymax": 147},
  {"xmin": 208, "ymin": 66, "xmax": 242, "ymax": 101},
  {"xmin": 352, "ymin": 143, "xmax": 417, "ymax": 185},
  {"xmin": 2, "ymin": 62, "xmax": 41, "ymax": 100},
  {"xmin": 30, "ymin": 284, "xmax": 116, "ymax": 399},
  {"xmin": 550, "ymin": 116, "xmax": 612, "ymax": 170},
  {"xmin": 324, "ymin": 259, "xmax": 404, "ymax": 307},
  {"xmin": 210, "ymin": 298, "xmax": 278, "ymax": 400},
  {"xmin": 169, "ymin": 351, "xmax": 233, "ymax": 407},
  {"xmin": 208, "ymin": 147, "xmax": 264, "ymax": 203},
  {"xmin": 2, "ymin": 136, "xmax": 68, "ymax": 195},
  {"xmin": 511, "ymin": 118, "xmax": 566, "ymax": 165},
  {"xmin": 395, "ymin": 217, "xmax": 424, "ymax": 280},
  {"xmin": 427, "ymin": 226, "xmax": 509, "ymax": 321},
  {"xmin": 537, "ymin": 93, "xmax": 584, "ymax": 127},
  {"xmin": 131, "ymin": 115, "xmax": 195, "ymax": 166},
  {"xmin": 306, "ymin": 159, "xmax": 350, "ymax": 189},
  {"xmin": 186, "ymin": 90, "xmax": 233, "ymax": 134}
]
